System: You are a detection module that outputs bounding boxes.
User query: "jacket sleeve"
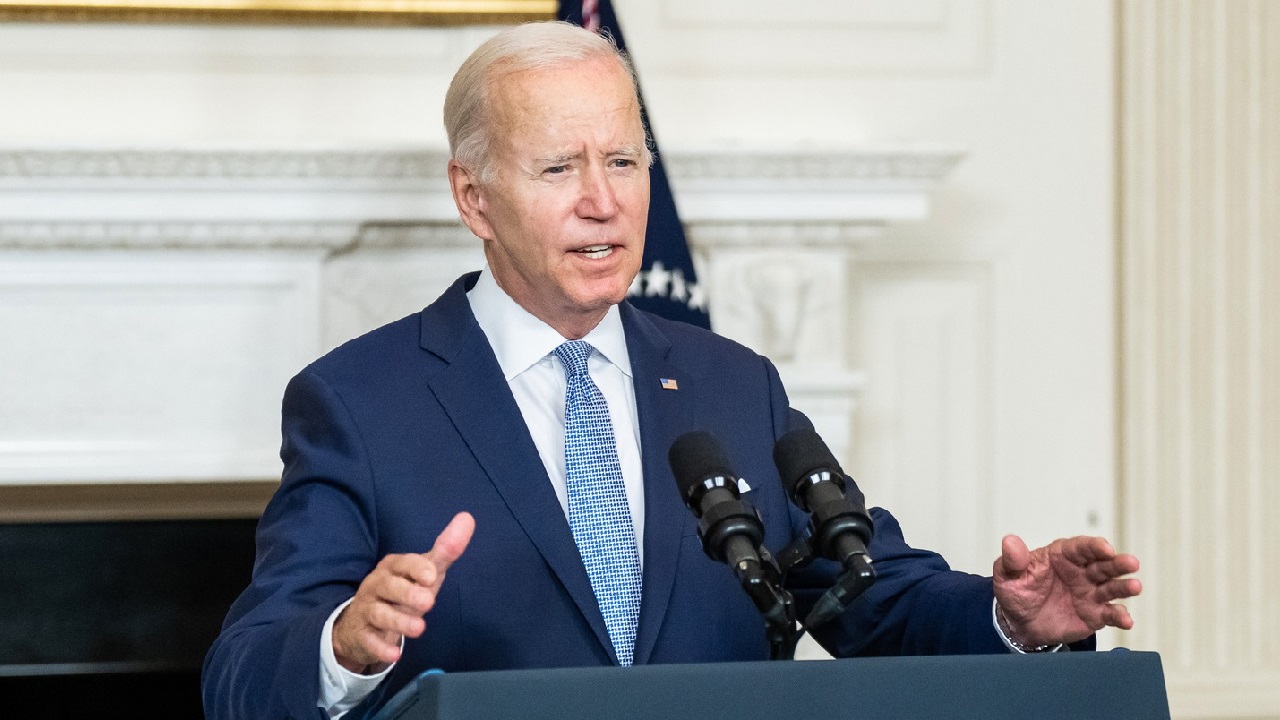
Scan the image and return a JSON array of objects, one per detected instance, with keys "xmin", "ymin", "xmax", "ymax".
[
  {"xmin": 803, "ymin": 507, "xmax": 1010, "ymax": 657},
  {"xmin": 759, "ymin": 358, "xmax": 1014, "ymax": 657},
  {"xmin": 202, "ymin": 370, "xmax": 384, "ymax": 720}
]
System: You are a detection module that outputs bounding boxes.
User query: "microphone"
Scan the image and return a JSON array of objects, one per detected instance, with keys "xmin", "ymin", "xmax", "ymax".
[
  {"xmin": 668, "ymin": 430, "xmax": 766, "ymax": 577},
  {"xmin": 668, "ymin": 431, "xmax": 786, "ymax": 620},
  {"xmin": 772, "ymin": 428, "xmax": 876, "ymax": 629}
]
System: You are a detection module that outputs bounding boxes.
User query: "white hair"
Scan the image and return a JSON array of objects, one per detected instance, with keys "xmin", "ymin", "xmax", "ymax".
[{"xmin": 443, "ymin": 21, "xmax": 651, "ymax": 184}]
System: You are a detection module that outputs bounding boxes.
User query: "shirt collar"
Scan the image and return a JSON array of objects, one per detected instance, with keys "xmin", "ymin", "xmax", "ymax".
[{"xmin": 466, "ymin": 266, "xmax": 633, "ymax": 381}]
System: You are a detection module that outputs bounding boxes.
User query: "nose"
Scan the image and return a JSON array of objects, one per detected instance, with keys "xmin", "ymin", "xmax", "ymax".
[{"xmin": 576, "ymin": 163, "xmax": 619, "ymax": 220}]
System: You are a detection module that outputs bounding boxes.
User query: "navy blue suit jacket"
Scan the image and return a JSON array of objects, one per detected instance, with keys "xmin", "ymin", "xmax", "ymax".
[{"xmin": 202, "ymin": 273, "xmax": 1013, "ymax": 720}]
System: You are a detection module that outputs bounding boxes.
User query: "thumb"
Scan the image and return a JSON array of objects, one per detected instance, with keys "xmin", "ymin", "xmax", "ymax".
[
  {"xmin": 998, "ymin": 534, "xmax": 1031, "ymax": 578},
  {"xmin": 425, "ymin": 511, "xmax": 475, "ymax": 573}
]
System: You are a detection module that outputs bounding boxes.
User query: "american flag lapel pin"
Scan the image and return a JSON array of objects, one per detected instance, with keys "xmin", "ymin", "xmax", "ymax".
[{"xmin": 660, "ymin": 377, "xmax": 679, "ymax": 391}]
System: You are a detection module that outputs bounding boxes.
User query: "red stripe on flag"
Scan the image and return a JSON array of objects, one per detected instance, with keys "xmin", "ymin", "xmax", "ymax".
[{"xmin": 582, "ymin": 0, "xmax": 600, "ymax": 32}]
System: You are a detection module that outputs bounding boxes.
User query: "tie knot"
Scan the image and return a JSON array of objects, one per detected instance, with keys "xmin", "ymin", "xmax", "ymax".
[{"xmin": 554, "ymin": 340, "xmax": 594, "ymax": 378}]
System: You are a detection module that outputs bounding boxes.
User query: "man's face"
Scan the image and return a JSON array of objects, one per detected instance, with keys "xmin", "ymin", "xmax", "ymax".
[{"xmin": 463, "ymin": 56, "xmax": 650, "ymax": 336}]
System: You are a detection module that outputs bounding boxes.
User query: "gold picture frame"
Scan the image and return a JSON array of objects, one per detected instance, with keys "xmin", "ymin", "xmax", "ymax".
[{"xmin": 0, "ymin": 0, "xmax": 555, "ymax": 26}]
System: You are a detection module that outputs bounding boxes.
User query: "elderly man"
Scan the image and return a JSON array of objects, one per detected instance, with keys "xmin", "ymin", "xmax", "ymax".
[{"xmin": 202, "ymin": 21, "xmax": 1141, "ymax": 720}]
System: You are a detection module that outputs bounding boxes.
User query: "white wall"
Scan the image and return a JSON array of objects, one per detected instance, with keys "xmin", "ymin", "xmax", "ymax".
[
  {"xmin": 618, "ymin": 0, "xmax": 1117, "ymax": 573},
  {"xmin": 0, "ymin": 0, "xmax": 1116, "ymax": 624},
  {"xmin": 0, "ymin": 1, "xmax": 1115, "ymax": 570},
  {"xmin": 0, "ymin": 23, "xmax": 482, "ymax": 147},
  {"xmin": 1120, "ymin": 2, "xmax": 1280, "ymax": 717}
]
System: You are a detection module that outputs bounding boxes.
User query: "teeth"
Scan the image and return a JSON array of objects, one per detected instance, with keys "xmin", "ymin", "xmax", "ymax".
[{"xmin": 577, "ymin": 245, "xmax": 613, "ymax": 259}]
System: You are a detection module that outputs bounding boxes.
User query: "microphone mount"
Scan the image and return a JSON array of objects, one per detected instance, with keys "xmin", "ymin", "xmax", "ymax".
[
  {"xmin": 669, "ymin": 432, "xmax": 800, "ymax": 660},
  {"xmin": 773, "ymin": 429, "xmax": 879, "ymax": 632}
]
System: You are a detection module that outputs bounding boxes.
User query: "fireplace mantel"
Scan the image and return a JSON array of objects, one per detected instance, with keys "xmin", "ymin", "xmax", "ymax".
[
  {"xmin": 0, "ymin": 147, "xmax": 957, "ymax": 242},
  {"xmin": 0, "ymin": 146, "xmax": 960, "ymax": 516}
]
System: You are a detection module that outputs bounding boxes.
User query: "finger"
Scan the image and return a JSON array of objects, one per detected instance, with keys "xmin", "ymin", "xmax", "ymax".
[
  {"xmin": 357, "ymin": 560, "xmax": 428, "ymax": 614},
  {"xmin": 1102, "ymin": 603, "xmax": 1134, "ymax": 631},
  {"xmin": 423, "ymin": 511, "xmax": 476, "ymax": 575},
  {"xmin": 334, "ymin": 606, "xmax": 405, "ymax": 671},
  {"xmin": 1083, "ymin": 554, "xmax": 1141, "ymax": 584},
  {"xmin": 367, "ymin": 601, "xmax": 428, "ymax": 639},
  {"xmin": 998, "ymin": 534, "xmax": 1031, "ymax": 577},
  {"xmin": 350, "ymin": 567, "xmax": 432, "ymax": 625},
  {"xmin": 1113, "ymin": 552, "xmax": 1140, "ymax": 574},
  {"xmin": 346, "ymin": 589, "xmax": 415, "ymax": 637},
  {"xmin": 378, "ymin": 553, "xmax": 438, "ymax": 586},
  {"xmin": 351, "ymin": 624, "xmax": 405, "ymax": 666},
  {"xmin": 369, "ymin": 572, "xmax": 437, "ymax": 614},
  {"xmin": 383, "ymin": 552, "xmax": 449, "ymax": 590},
  {"xmin": 1061, "ymin": 536, "xmax": 1118, "ymax": 565},
  {"xmin": 387, "ymin": 580, "xmax": 447, "ymax": 618},
  {"xmin": 362, "ymin": 631, "xmax": 404, "ymax": 666},
  {"xmin": 1093, "ymin": 577, "xmax": 1143, "ymax": 604}
]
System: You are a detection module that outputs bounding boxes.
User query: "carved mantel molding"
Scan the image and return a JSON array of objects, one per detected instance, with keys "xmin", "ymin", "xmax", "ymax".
[
  {"xmin": 0, "ymin": 146, "xmax": 960, "ymax": 517},
  {"xmin": 0, "ymin": 149, "xmax": 443, "ymax": 180},
  {"xmin": 0, "ymin": 147, "xmax": 959, "ymax": 183},
  {"xmin": 0, "ymin": 147, "xmax": 961, "ymax": 246}
]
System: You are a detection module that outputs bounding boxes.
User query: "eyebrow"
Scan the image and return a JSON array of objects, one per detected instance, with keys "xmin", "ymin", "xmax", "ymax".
[
  {"xmin": 534, "ymin": 152, "xmax": 579, "ymax": 165},
  {"xmin": 613, "ymin": 144, "xmax": 645, "ymax": 157},
  {"xmin": 533, "ymin": 145, "xmax": 645, "ymax": 165}
]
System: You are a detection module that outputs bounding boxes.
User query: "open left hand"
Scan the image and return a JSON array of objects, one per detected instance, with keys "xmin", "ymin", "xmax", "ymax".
[{"xmin": 993, "ymin": 535, "xmax": 1142, "ymax": 648}]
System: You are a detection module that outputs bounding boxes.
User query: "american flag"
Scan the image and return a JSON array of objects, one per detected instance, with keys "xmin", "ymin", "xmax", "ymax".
[
  {"xmin": 580, "ymin": 0, "xmax": 599, "ymax": 32},
  {"xmin": 558, "ymin": 0, "xmax": 712, "ymax": 330},
  {"xmin": 660, "ymin": 378, "xmax": 679, "ymax": 391}
]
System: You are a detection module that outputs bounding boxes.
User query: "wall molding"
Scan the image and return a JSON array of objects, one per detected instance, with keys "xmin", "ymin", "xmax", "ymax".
[
  {"xmin": 1120, "ymin": 2, "xmax": 1280, "ymax": 717},
  {"xmin": 0, "ymin": 147, "xmax": 962, "ymax": 230},
  {"xmin": 0, "ymin": 148, "xmax": 443, "ymax": 180},
  {"xmin": 0, "ymin": 147, "xmax": 961, "ymax": 183},
  {"xmin": 0, "ymin": 146, "xmax": 961, "ymax": 536},
  {"xmin": 0, "ymin": 222, "xmax": 358, "ymax": 250},
  {"xmin": 0, "ymin": 481, "xmax": 276, "ymax": 522}
]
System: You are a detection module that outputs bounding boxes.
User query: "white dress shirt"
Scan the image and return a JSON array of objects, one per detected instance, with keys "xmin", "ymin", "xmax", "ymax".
[
  {"xmin": 319, "ymin": 267, "xmax": 647, "ymax": 716},
  {"xmin": 466, "ymin": 266, "xmax": 646, "ymax": 554}
]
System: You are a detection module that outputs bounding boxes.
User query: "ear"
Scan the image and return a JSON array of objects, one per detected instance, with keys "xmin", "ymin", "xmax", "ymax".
[{"xmin": 448, "ymin": 159, "xmax": 496, "ymax": 241}]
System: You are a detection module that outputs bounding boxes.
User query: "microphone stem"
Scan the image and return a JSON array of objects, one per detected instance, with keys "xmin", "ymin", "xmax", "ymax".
[
  {"xmin": 734, "ymin": 554, "xmax": 800, "ymax": 660},
  {"xmin": 802, "ymin": 553, "xmax": 876, "ymax": 631}
]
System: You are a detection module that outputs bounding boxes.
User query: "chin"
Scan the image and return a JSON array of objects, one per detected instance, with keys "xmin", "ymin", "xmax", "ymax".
[{"xmin": 569, "ymin": 286, "xmax": 629, "ymax": 314}]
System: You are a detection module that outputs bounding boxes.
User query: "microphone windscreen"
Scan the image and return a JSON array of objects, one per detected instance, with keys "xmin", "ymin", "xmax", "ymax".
[
  {"xmin": 668, "ymin": 430, "xmax": 735, "ymax": 498},
  {"xmin": 772, "ymin": 428, "xmax": 843, "ymax": 497}
]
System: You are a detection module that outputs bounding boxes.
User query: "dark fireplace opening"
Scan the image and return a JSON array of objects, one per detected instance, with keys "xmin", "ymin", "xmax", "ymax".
[{"xmin": 0, "ymin": 519, "xmax": 258, "ymax": 718}]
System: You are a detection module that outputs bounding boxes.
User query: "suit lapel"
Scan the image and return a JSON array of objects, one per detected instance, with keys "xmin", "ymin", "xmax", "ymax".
[
  {"xmin": 621, "ymin": 305, "xmax": 699, "ymax": 665},
  {"xmin": 420, "ymin": 275, "xmax": 617, "ymax": 661}
]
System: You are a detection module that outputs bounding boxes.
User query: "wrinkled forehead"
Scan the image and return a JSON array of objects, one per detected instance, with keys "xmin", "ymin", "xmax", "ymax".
[{"xmin": 486, "ymin": 55, "xmax": 641, "ymax": 132}]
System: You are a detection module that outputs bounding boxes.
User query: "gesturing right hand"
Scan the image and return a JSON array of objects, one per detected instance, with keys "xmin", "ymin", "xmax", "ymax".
[{"xmin": 332, "ymin": 511, "xmax": 475, "ymax": 674}]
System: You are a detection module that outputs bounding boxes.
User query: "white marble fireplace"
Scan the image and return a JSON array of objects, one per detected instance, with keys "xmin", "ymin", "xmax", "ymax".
[{"xmin": 0, "ymin": 146, "xmax": 959, "ymax": 493}]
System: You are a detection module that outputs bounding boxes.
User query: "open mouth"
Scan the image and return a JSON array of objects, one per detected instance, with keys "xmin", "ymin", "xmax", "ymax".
[{"xmin": 574, "ymin": 244, "xmax": 615, "ymax": 259}]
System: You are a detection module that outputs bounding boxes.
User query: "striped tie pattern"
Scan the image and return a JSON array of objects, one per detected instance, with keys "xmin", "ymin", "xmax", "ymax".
[{"xmin": 554, "ymin": 340, "xmax": 643, "ymax": 666}]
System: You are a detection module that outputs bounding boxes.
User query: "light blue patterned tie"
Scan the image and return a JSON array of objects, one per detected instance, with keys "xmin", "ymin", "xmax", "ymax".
[{"xmin": 554, "ymin": 340, "xmax": 643, "ymax": 666}]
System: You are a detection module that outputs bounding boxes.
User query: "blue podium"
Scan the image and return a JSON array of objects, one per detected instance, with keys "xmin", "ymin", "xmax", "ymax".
[{"xmin": 371, "ymin": 650, "xmax": 1170, "ymax": 720}]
